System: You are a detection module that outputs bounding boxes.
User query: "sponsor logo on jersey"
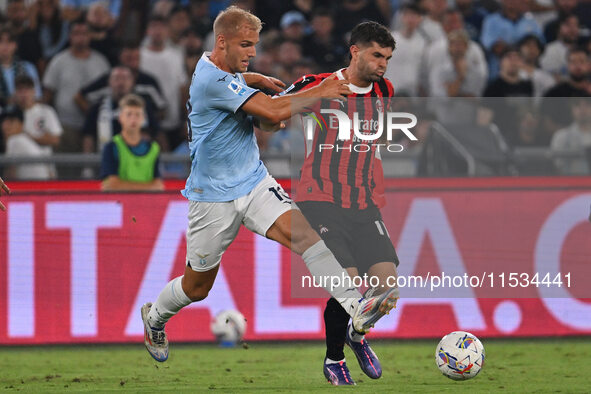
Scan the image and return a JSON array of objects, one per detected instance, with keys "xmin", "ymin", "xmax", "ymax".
[{"xmin": 228, "ymin": 81, "xmax": 247, "ymax": 96}]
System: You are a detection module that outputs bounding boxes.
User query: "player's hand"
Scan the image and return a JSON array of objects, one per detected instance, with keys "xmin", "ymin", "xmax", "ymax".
[
  {"xmin": 317, "ymin": 75, "xmax": 352, "ymax": 99},
  {"xmin": 259, "ymin": 76, "xmax": 286, "ymax": 93},
  {"xmin": 0, "ymin": 176, "xmax": 10, "ymax": 211}
]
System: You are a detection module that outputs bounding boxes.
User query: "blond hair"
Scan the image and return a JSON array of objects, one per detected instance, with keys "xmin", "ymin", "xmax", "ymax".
[
  {"xmin": 213, "ymin": 6, "xmax": 262, "ymax": 38},
  {"xmin": 119, "ymin": 93, "xmax": 145, "ymax": 110}
]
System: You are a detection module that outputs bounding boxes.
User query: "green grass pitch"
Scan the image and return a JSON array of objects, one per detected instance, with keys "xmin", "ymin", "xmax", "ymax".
[{"xmin": 1, "ymin": 338, "xmax": 590, "ymax": 393}]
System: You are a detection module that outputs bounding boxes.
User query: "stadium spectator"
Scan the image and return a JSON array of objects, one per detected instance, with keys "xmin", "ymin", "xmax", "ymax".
[
  {"xmin": 82, "ymin": 66, "xmax": 159, "ymax": 154},
  {"xmin": 480, "ymin": 0, "xmax": 544, "ymax": 80},
  {"xmin": 301, "ymin": 8, "xmax": 347, "ymax": 71},
  {"xmin": 540, "ymin": 14, "xmax": 580, "ymax": 78},
  {"xmin": 14, "ymin": 75, "xmax": 62, "ymax": 156},
  {"xmin": 181, "ymin": 27, "xmax": 204, "ymax": 77},
  {"xmin": 385, "ymin": 3, "xmax": 426, "ymax": 96},
  {"xmin": 543, "ymin": 0, "xmax": 579, "ymax": 43},
  {"xmin": 429, "ymin": 29, "xmax": 487, "ymax": 98},
  {"xmin": 334, "ymin": 0, "xmax": 388, "ymax": 42},
  {"xmin": 0, "ymin": 175, "xmax": 8, "ymax": 211},
  {"xmin": 274, "ymin": 40, "xmax": 304, "ymax": 84},
  {"xmin": 5, "ymin": 0, "xmax": 43, "ymax": 69},
  {"xmin": 423, "ymin": 8, "xmax": 488, "ymax": 96},
  {"xmin": 455, "ymin": 0, "xmax": 489, "ymax": 41},
  {"xmin": 75, "ymin": 42, "xmax": 166, "ymax": 116},
  {"xmin": 417, "ymin": 0, "xmax": 447, "ymax": 44},
  {"xmin": 543, "ymin": 48, "xmax": 591, "ymax": 122},
  {"xmin": 0, "ymin": 27, "xmax": 42, "ymax": 105},
  {"xmin": 112, "ymin": 0, "xmax": 150, "ymax": 45},
  {"xmin": 518, "ymin": 34, "xmax": 556, "ymax": 100},
  {"xmin": 484, "ymin": 48, "xmax": 534, "ymax": 97},
  {"xmin": 250, "ymin": 51, "xmax": 275, "ymax": 76},
  {"xmin": 61, "ymin": 0, "xmax": 121, "ymax": 22},
  {"xmin": 187, "ymin": 0, "xmax": 213, "ymax": 37},
  {"xmin": 140, "ymin": 15, "xmax": 188, "ymax": 151},
  {"xmin": 1, "ymin": 105, "xmax": 54, "ymax": 180},
  {"xmin": 279, "ymin": 10, "xmax": 307, "ymax": 42},
  {"xmin": 100, "ymin": 93, "xmax": 163, "ymax": 191},
  {"xmin": 551, "ymin": 97, "xmax": 591, "ymax": 174},
  {"xmin": 29, "ymin": 0, "xmax": 70, "ymax": 73},
  {"xmin": 541, "ymin": 48, "xmax": 591, "ymax": 144},
  {"xmin": 483, "ymin": 47, "xmax": 534, "ymax": 146},
  {"xmin": 86, "ymin": 1, "xmax": 120, "ymax": 65},
  {"xmin": 168, "ymin": 5, "xmax": 192, "ymax": 51},
  {"xmin": 43, "ymin": 18, "xmax": 110, "ymax": 152}
]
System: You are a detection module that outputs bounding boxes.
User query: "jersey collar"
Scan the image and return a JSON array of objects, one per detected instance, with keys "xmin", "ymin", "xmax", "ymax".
[
  {"xmin": 336, "ymin": 68, "xmax": 373, "ymax": 94},
  {"xmin": 202, "ymin": 52, "xmax": 238, "ymax": 78}
]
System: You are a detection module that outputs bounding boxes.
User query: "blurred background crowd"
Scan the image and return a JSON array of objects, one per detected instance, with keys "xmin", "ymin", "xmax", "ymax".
[{"xmin": 0, "ymin": 0, "xmax": 590, "ymax": 180}]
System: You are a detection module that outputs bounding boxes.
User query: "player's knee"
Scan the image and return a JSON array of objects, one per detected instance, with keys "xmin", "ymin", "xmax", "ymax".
[{"xmin": 185, "ymin": 285, "xmax": 210, "ymax": 302}]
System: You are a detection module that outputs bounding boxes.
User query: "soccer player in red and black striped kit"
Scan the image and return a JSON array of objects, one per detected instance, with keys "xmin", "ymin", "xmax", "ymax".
[{"xmin": 286, "ymin": 22, "xmax": 400, "ymax": 385}]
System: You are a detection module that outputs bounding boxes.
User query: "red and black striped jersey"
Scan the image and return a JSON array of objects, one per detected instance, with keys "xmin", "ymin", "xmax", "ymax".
[{"xmin": 288, "ymin": 69, "xmax": 394, "ymax": 209}]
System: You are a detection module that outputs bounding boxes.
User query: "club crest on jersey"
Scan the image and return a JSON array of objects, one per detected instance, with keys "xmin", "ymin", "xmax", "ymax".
[
  {"xmin": 228, "ymin": 81, "xmax": 247, "ymax": 96},
  {"xmin": 197, "ymin": 253, "xmax": 210, "ymax": 266}
]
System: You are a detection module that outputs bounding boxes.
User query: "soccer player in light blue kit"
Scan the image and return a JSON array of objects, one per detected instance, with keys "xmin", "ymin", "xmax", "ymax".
[{"xmin": 141, "ymin": 6, "xmax": 399, "ymax": 362}]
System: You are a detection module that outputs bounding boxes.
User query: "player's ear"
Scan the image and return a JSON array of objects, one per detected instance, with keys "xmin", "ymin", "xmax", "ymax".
[
  {"xmin": 350, "ymin": 45, "xmax": 360, "ymax": 60},
  {"xmin": 216, "ymin": 33, "xmax": 225, "ymax": 50}
]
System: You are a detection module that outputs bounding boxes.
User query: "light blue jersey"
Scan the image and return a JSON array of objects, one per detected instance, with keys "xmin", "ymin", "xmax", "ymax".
[{"xmin": 182, "ymin": 53, "xmax": 268, "ymax": 202}]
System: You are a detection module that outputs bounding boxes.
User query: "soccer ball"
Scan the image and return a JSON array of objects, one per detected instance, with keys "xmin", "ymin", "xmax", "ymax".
[
  {"xmin": 435, "ymin": 331, "xmax": 485, "ymax": 380},
  {"xmin": 210, "ymin": 310, "xmax": 247, "ymax": 346}
]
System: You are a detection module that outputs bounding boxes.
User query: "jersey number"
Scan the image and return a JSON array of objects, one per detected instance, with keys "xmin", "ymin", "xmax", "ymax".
[{"xmin": 268, "ymin": 187, "xmax": 291, "ymax": 202}]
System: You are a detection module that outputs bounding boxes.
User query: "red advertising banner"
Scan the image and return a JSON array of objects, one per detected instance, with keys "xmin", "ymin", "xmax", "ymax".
[{"xmin": 0, "ymin": 178, "xmax": 590, "ymax": 345}]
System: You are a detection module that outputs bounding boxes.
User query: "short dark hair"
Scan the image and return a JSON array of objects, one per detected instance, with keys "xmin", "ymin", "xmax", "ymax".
[
  {"xmin": 15, "ymin": 74, "xmax": 34, "ymax": 89},
  {"xmin": 311, "ymin": 7, "xmax": 332, "ymax": 19},
  {"xmin": 400, "ymin": 3, "xmax": 424, "ymax": 15},
  {"xmin": 70, "ymin": 17, "xmax": 88, "ymax": 32},
  {"xmin": 0, "ymin": 27, "xmax": 16, "ymax": 42},
  {"xmin": 148, "ymin": 14, "xmax": 168, "ymax": 25},
  {"xmin": 349, "ymin": 21, "xmax": 396, "ymax": 51},
  {"xmin": 568, "ymin": 46, "xmax": 589, "ymax": 61},
  {"xmin": 518, "ymin": 34, "xmax": 544, "ymax": 52},
  {"xmin": 559, "ymin": 13, "xmax": 578, "ymax": 26}
]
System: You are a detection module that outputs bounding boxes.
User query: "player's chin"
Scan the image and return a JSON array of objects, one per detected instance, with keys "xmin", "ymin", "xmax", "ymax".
[{"xmin": 372, "ymin": 73, "xmax": 385, "ymax": 81}]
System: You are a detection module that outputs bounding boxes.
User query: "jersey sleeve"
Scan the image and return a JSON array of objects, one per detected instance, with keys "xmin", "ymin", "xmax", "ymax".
[
  {"xmin": 280, "ymin": 74, "xmax": 324, "ymax": 96},
  {"xmin": 206, "ymin": 74, "xmax": 259, "ymax": 113}
]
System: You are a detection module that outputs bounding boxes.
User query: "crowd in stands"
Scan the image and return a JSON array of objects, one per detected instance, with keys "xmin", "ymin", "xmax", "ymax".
[{"xmin": 0, "ymin": 0, "xmax": 590, "ymax": 182}]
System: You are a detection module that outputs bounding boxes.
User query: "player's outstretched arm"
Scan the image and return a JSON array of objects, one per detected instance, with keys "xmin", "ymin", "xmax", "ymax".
[
  {"xmin": 242, "ymin": 76, "xmax": 352, "ymax": 124},
  {"xmin": 0, "ymin": 176, "xmax": 10, "ymax": 211},
  {"xmin": 243, "ymin": 72, "xmax": 286, "ymax": 94}
]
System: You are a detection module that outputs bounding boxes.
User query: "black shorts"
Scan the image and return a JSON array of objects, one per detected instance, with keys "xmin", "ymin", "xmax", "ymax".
[{"xmin": 298, "ymin": 201, "xmax": 399, "ymax": 275}]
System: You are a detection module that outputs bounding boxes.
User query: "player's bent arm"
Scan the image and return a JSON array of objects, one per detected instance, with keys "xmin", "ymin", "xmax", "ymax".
[
  {"xmin": 242, "ymin": 78, "xmax": 352, "ymax": 124},
  {"xmin": 243, "ymin": 72, "xmax": 286, "ymax": 94},
  {"xmin": 253, "ymin": 117, "xmax": 284, "ymax": 132},
  {"xmin": 101, "ymin": 176, "xmax": 165, "ymax": 192}
]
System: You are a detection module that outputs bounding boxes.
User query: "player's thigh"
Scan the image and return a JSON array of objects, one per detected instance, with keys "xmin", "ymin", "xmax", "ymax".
[
  {"xmin": 352, "ymin": 215, "xmax": 399, "ymax": 278},
  {"xmin": 242, "ymin": 174, "xmax": 293, "ymax": 238},
  {"xmin": 186, "ymin": 200, "xmax": 241, "ymax": 272},
  {"xmin": 298, "ymin": 201, "xmax": 357, "ymax": 269}
]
